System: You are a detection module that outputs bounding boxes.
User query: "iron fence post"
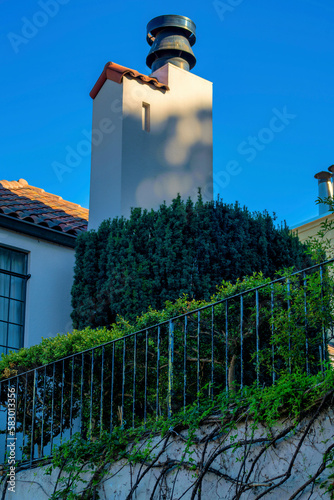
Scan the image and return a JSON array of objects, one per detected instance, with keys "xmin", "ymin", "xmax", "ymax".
[
  {"xmin": 168, "ymin": 320, "xmax": 174, "ymax": 418},
  {"xmin": 156, "ymin": 328, "xmax": 160, "ymax": 420},
  {"xmin": 30, "ymin": 369, "xmax": 37, "ymax": 465},
  {"xmin": 320, "ymin": 265, "xmax": 328, "ymax": 366}
]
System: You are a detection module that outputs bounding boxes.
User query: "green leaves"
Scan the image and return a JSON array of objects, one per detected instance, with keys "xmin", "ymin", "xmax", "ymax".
[
  {"xmin": 45, "ymin": 370, "xmax": 334, "ymax": 499},
  {"xmin": 1, "ymin": 262, "xmax": 332, "ymax": 382},
  {"xmin": 71, "ymin": 194, "xmax": 310, "ymax": 329}
]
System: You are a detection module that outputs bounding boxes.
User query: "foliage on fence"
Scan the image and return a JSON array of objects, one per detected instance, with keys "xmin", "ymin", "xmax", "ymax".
[
  {"xmin": 71, "ymin": 194, "xmax": 310, "ymax": 329},
  {"xmin": 40, "ymin": 370, "xmax": 334, "ymax": 499},
  {"xmin": 0, "ymin": 263, "xmax": 332, "ymax": 467},
  {"xmin": 1, "ymin": 266, "xmax": 329, "ymax": 379}
]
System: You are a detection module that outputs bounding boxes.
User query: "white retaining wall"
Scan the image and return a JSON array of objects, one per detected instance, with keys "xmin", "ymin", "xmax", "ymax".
[{"xmin": 1, "ymin": 408, "xmax": 333, "ymax": 499}]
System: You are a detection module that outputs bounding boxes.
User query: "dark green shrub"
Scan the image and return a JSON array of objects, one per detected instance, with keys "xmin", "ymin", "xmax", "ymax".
[{"xmin": 71, "ymin": 195, "xmax": 310, "ymax": 329}]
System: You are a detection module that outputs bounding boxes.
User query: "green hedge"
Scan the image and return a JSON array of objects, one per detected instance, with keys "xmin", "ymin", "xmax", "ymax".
[{"xmin": 71, "ymin": 195, "xmax": 311, "ymax": 329}]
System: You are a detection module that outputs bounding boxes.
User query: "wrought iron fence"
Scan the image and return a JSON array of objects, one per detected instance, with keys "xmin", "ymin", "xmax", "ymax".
[{"xmin": 0, "ymin": 259, "xmax": 333, "ymax": 466}]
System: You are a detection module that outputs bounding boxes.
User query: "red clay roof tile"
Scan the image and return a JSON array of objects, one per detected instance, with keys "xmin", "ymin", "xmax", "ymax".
[
  {"xmin": 90, "ymin": 61, "xmax": 169, "ymax": 99},
  {"xmin": 0, "ymin": 179, "xmax": 88, "ymax": 236}
]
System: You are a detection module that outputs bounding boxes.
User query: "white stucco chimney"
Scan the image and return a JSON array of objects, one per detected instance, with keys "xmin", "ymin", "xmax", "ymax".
[{"xmin": 88, "ymin": 15, "xmax": 213, "ymax": 230}]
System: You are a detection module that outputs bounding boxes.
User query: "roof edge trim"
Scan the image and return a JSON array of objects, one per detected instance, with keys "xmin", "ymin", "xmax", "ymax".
[
  {"xmin": 0, "ymin": 214, "xmax": 77, "ymax": 248},
  {"xmin": 90, "ymin": 61, "xmax": 169, "ymax": 99}
]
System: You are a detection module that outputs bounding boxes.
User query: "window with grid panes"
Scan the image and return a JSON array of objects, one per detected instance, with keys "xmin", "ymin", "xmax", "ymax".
[{"xmin": 0, "ymin": 246, "xmax": 28, "ymax": 355}]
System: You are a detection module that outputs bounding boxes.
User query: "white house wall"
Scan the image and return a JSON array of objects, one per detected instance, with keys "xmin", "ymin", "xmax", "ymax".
[{"xmin": 0, "ymin": 227, "xmax": 75, "ymax": 348}]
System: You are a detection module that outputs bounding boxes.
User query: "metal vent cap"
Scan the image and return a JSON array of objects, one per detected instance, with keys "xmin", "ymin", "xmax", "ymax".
[{"xmin": 146, "ymin": 15, "xmax": 197, "ymax": 72}]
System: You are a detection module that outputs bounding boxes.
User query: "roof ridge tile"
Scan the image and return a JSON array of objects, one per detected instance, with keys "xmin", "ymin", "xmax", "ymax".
[{"xmin": 90, "ymin": 61, "xmax": 169, "ymax": 99}]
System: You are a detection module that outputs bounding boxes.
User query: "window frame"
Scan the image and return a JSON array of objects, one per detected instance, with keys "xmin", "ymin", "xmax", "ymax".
[{"xmin": 0, "ymin": 245, "xmax": 30, "ymax": 355}]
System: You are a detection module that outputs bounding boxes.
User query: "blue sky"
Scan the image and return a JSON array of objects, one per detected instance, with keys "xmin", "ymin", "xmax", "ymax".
[{"xmin": 1, "ymin": 0, "xmax": 333, "ymax": 227}]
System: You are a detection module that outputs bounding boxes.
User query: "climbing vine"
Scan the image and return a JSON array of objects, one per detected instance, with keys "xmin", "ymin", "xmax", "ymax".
[
  {"xmin": 34, "ymin": 369, "xmax": 334, "ymax": 499},
  {"xmin": 0, "ymin": 234, "xmax": 332, "ymax": 498}
]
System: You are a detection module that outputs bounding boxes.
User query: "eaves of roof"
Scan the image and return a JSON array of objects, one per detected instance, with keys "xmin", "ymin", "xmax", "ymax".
[
  {"xmin": 0, "ymin": 213, "xmax": 77, "ymax": 248},
  {"xmin": 90, "ymin": 61, "xmax": 169, "ymax": 99}
]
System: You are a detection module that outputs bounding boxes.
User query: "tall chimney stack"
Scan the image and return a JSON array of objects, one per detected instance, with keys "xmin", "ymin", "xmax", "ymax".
[{"xmin": 88, "ymin": 15, "xmax": 213, "ymax": 230}]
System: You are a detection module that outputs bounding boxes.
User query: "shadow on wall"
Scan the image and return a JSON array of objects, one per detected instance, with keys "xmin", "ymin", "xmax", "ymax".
[{"xmin": 120, "ymin": 96, "xmax": 213, "ymax": 218}]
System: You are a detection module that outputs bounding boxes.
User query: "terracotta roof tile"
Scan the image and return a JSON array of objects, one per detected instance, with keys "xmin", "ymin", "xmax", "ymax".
[
  {"xmin": 90, "ymin": 61, "xmax": 169, "ymax": 99},
  {"xmin": 0, "ymin": 179, "xmax": 88, "ymax": 236}
]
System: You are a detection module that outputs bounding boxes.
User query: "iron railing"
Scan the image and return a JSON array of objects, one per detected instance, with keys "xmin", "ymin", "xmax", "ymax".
[{"xmin": 0, "ymin": 259, "xmax": 333, "ymax": 466}]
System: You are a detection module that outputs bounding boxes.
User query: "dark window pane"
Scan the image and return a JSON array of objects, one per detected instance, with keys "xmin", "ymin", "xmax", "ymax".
[
  {"xmin": 0, "ymin": 298, "xmax": 9, "ymax": 322},
  {"xmin": 0, "ymin": 249, "xmax": 11, "ymax": 272},
  {"xmin": 0, "ymin": 273, "xmax": 10, "ymax": 297},
  {"xmin": 9, "ymin": 300, "xmax": 24, "ymax": 325},
  {"xmin": 10, "ymin": 277, "xmax": 25, "ymax": 300},
  {"xmin": 8, "ymin": 324, "xmax": 22, "ymax": 349},
  {"xmin": 10, "ymin": 251, "xmax": 27, "ymax": 274},
  {"xmin": 0, "ymin": 322, "xmax": 8, "ymax": 347}
]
